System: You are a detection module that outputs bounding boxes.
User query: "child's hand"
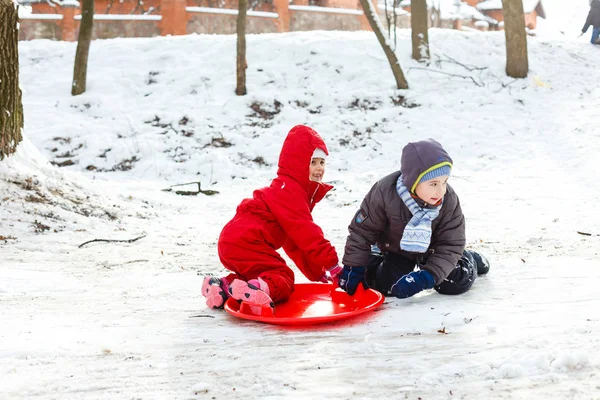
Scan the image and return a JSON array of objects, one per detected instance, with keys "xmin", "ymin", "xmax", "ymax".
[
  {"xmin": 320, "ymin": 264, "xmax": 343, "ymax": 283},
  {"xmin": 338, "ymin": 266, "xmax": 367, "ymax": 295},
  {"xmin": 390, "ymin": 270, "xmax": 435, "ymax": 298}
]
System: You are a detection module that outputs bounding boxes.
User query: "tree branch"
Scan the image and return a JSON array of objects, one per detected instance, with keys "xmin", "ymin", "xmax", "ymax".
[
  {"xmin": 439, "ymin": 54, "xmax": 488, "ymax": 71},
  {"xmin": 79, "ymin": 234, "xmax": 146, "ymax": 248},
  {"xmin": 407, "ymin": 67, "xmax": 483, "ymax": 87},
  {"xmin": 577, "ymin": 231, "xmax": 596, "ymax": 236},
  {"xmin": 161, "ymin": 181, "xmax": 219, "ymax": 196}
]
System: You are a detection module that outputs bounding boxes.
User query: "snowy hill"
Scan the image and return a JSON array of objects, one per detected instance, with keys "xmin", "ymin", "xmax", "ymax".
[{"xmin": 2, "ymin": 29, "xmax": 600, "ymax": 399}]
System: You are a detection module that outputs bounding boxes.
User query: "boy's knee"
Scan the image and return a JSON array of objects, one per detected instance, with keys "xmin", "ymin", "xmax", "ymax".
[
  {"xmin": 434, "ymin": 250, "xmax": 477, "ymax": 295},
  {"xmin": 369, "ymin": 253, "xmax": 415, "ymax": 296}
]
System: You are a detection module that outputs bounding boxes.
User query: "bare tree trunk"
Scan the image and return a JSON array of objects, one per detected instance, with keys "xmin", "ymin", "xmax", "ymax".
[
  {"xmin": 72, "ymin": 0, "xmax": 94, "ymax": 96},
  {"xmin": 235, "ymin": 0, "xmax": 247, "ymax": 96},
  {"xmin": 411, "ymin": 0, "xmax": 430, "ymax": 62},
  {"xmin": 0, "ymin": 0, "xmax": 24, "ymax": 160},
  {"xmin": 502, "ymin": 0, "xmax": 528, "ymax": 78},
  {"xmin": 359, "ymin": 0, "xmax": 409, "ymax": 89}
]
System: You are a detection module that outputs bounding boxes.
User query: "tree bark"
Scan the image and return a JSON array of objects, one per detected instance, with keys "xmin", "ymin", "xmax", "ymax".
[
  {"xmin": 72, "ymin": 0, "xmax": 94, "ymax": 96},
  {"xmin": 359, "ymin": 0, "xmax": 409, "ymax": 89},
  {"xmin": 235, "ymin": 0, "xmax": 247, "ymax": 96},
  {"xmin": 411, "ymin": 0, "xmax": 430, "ymax": 62},
  {"xmin": 502, "ymin": 0, "xmax": 528, "ymax": 78},
  {"xmin": 0, "ymin": 0, "xmax": 24, "ymax": 160}
]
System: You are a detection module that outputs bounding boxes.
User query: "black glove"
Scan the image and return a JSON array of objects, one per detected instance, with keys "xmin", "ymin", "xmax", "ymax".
[{"xmin": 338, "ymin": 266, "xmax": 367, "ymax": 295}]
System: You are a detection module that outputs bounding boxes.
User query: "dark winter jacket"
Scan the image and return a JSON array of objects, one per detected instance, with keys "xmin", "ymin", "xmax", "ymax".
[
  {"xmin": 342, "ymin": 143, "xmax": 465, "ymax": 285},
  {"xmin": 583, "ymin": 0, "xmax": 600, "ymax": 32}
]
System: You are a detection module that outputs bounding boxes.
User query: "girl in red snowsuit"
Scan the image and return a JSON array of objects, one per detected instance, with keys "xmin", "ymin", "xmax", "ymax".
[{"xmin": 202, "ymin": 125, "xmax": 341, "ymax": 309}]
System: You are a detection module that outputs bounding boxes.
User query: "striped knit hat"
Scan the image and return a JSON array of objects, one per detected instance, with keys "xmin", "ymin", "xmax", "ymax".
[
  {"xmin": 418, "ymin": 164, "xmax": 452, "ymax": 185},
  {"xmin": 400, "ymin": 139, "xmax": 453, "ymax": 194}
]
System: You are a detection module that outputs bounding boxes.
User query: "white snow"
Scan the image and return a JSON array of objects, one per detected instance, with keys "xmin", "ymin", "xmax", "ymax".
[
  {"xmin": 18, "ymin": 13, "xmax": 63, "ymax": 20},
  {"xmin": 477, "ymin": 0, "xmax": 543, "ymax": 14},
  {"xmin": 2, "ymin": 18, "xmax": 600, "ymax": 400},
  {"xmin": 73, "ymin": 14, "xmax": 162, "ymax": 21},
  {"xmin": 58, "ymin": 0, "xmax": 80, "ymax": 6},
  {"xmin": 186, "ymin": 6, "xmax": 279, "ymax": 19},
  {"xmin": 535, "ymin": 0, "xmax": 591, "ymax": 38}
]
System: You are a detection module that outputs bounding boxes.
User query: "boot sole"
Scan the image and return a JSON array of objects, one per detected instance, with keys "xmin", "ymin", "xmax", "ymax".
[{"xmin": 229, "ymin": 279, "xmax": 275, "ymax": 309}]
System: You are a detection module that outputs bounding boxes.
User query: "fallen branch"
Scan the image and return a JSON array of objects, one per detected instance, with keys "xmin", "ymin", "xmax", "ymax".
[
  {"xmin": 123, "ymin": 259, "xmax": 149, "ymax": 264},
  {"xmin": 439, "ymin": 54, "xmax": 488, "ymax": 71},
  {"xmin": 79, "ymin": 234, "xmax": 146, "ymax": 248},
  {"xmin": 494, "ymin": 78, "xmax": 519, "ymax": 93},
  {"xmin": 189, "ymin": 314, "xmax": 216, "ymax": 318},
  {"xmin": 577, "ymin": 231, "xmax": 594, "ymax": 236},
  {"xmin": 162, "ymin": 181, "xmax": 219, "ymax": 196},
  {"xmin": 407, "ymin": 67, "xmax": 483, "ymax": 87}
]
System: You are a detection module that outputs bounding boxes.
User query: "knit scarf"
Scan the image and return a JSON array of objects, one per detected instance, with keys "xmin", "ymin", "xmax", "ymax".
[{"xmin": 396, "ymin": 175, "xmax": 442, "ymax": 253}]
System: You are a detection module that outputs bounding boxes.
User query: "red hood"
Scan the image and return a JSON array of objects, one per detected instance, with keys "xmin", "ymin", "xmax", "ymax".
[{"xmin": 277, "ymin": 125, "xmax": 332, "ymax": 200}]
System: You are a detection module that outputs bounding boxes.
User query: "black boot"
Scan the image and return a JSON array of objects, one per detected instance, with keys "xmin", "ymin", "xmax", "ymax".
[{"xmin": 469, "ymin": 250, "xmax": 490, "ymax": 276}]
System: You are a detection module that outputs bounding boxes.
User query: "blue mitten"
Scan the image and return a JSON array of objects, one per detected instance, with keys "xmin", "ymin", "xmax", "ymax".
[
  {"xmin": 338, "ymin": 266, "xmax": 367, "ymax": 296},
  {"xmin": 390, "ymin": 270, "xmax": 435, "ymax": 299}
]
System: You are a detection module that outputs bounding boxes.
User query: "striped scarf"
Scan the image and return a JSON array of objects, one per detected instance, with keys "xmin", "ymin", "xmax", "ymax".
[{"xmin": 396, "ymin": 175, "xmax": 442, "ymax": 253}]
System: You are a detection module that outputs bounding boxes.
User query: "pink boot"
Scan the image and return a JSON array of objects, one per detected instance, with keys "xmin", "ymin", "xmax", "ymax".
[
  {"xmin": 228, "ymin": 278, "xmax": 275, "ymax": 310},
  {"xmin": 202, "ymin": 276, "xmax": 230, "ymax": 309}
]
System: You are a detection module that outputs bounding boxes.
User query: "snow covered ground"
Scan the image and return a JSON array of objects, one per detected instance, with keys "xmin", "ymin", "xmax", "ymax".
[
  {"xmin": 534, "ymin": 0, "xmax": 592, "ymax": 39},
  {"xmin": 2, "ymin": 26, "xmax": 600, "ymax": 399}
]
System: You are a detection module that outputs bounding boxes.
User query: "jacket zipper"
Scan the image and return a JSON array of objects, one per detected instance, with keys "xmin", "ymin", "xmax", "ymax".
[{"xmin": 310, "ymin": 185, "xmax": 319, "ymax": 206}]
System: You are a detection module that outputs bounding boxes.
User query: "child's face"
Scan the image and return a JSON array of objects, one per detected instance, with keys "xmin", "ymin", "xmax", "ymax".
[
  {"xmin": 309, "ymin": 157, "xmax": 326, "ymax": 182},
  {"xmin": 415, "ymin": 175, "xmax": 449, "ymax": 206}
]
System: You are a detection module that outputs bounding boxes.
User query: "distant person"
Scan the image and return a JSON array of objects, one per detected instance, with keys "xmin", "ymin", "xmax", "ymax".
[
  {"xmin": 202, "ymin": 125, "xmax": 341, "ymax": 311},
  {"xmin": 339, "ymin": 139, "xmax": 490, "ymax": 299},
  {"xmin": 582, "ymin": 0, "xmax": 600, "ymax": 44}
]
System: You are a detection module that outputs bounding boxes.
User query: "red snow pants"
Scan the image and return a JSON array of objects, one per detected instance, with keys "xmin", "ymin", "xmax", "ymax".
[{"xmin": 218, "ymin": 210, "xmax": 295, "ymax": 303}]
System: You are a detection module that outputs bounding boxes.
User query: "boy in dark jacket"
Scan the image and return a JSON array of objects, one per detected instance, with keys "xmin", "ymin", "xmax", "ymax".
[
  {"xmin": 339, "ymin": 139, "xmax": 489, "ymax": 299},
  {"xmin": 582, "ymin": 0, "xmax": 600, "ymax": 45},
  {"xmin": 202, "ymin": 125, "xmax": 341, "ymax": 310}
]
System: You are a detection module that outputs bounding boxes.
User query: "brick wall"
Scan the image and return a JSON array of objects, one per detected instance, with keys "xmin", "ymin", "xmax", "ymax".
[
  {"xmin": 18, "ymin": 0, "xmax": 388, "ymax": 41},
  {"xmin": 187, "ymin": 14, "xmax": 280, "ymax": 34},
  {"xmin": 290, "ymin": 11, "xmax": 362, "ymax": 31},
  {"xmin": 17, "ymin": 0, "xmax": 539, "ymax": 41},
  {"xmin": 19, "ymin": 20, "xmax": 62, "ymax": 41}
]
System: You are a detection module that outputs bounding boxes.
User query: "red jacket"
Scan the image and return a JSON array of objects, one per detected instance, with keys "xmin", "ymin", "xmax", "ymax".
[{"xmin": 223, "ymin": 125, "xmax": 339, "ymax": 281}]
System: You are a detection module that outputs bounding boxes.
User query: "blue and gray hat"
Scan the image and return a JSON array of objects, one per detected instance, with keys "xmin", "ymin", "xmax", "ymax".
[{"xmin": 400, "ymin": 139, "xmax": 453, "ymax": 194}]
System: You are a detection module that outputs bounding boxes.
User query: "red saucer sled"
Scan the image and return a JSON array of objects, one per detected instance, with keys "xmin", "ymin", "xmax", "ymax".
[{"xmin": 224, "ymin": 282, "xmax": 384, "ymax": 325}]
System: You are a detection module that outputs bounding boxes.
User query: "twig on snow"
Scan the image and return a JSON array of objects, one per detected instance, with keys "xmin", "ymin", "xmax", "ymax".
[
  {"xmin": 162, "ymin": 181, "xmax": 219, "ymax": 196},
  {"xmin": 494, "ymin": 78, "xmax": 519, "ymax": 93},
  {"xmin": 79, "ymin": 234, "xmax": 147, "ymax": 248},
  {"xmin": 577, "ymin": 231, "xmax": 596, "ymax": 236},
  {"xmin": 407, "ymin": 67, "xmax": 483, "ymax": 87},
  {"xmin": 439, "ymin": 54, "xmax": 488, "ymax": 72},
  {"xmin": 189, "ymin": 314, "xmax": 216, "ymax": 318}
]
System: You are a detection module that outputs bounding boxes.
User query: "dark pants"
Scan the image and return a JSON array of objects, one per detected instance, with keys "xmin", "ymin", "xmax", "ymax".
[
  {"xmin": 367, "ymin": 249, "xmax": 479, "ymax": 296},
  {"xmin": 591, "ymin": 27, "xmax": 600, "ymax": 44}
]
